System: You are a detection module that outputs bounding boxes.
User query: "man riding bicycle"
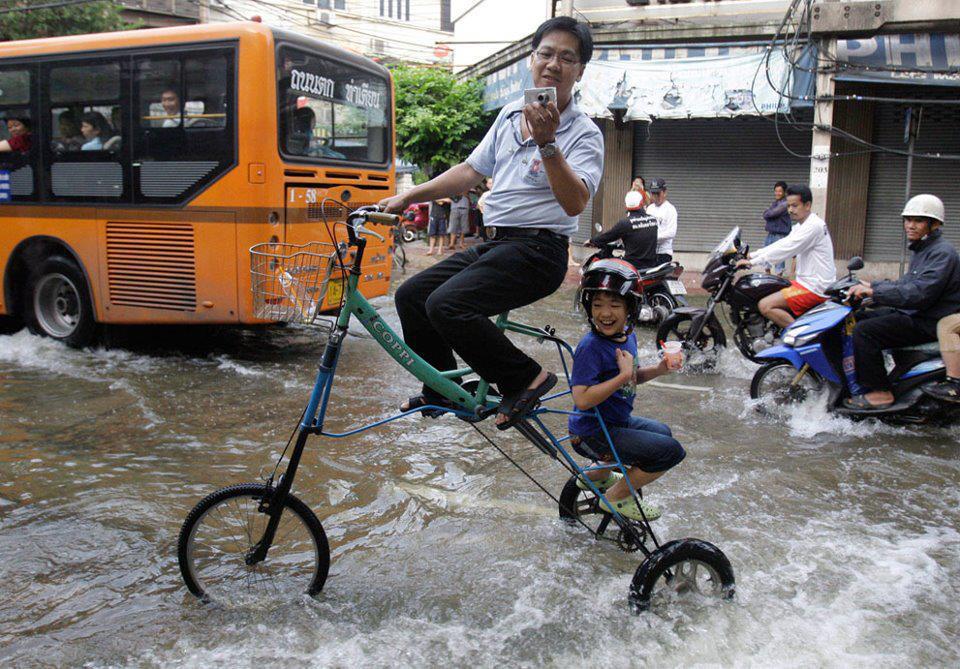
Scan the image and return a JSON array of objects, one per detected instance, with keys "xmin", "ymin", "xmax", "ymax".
[{"xmin": 378, "ymin": 17, "xmax": 603, "ymax": 429}]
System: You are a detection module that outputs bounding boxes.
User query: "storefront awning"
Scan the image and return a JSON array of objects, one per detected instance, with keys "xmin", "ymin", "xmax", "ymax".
[
  {"xmin": 835, "ymin": 33, "xmax": 960, "ymax": 87},
  {"xmin": 481, "ymin": 43, "xmax": 814, "ymax": 120}
]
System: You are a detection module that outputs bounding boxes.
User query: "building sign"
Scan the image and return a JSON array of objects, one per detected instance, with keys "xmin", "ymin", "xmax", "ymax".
[
  {"xmin": 836, "ymin": 34, "xmax": 960, "ymax": 87},
  {"xmin": 482, "ymin": 59, "xmax": 533, "ymax": 112}
]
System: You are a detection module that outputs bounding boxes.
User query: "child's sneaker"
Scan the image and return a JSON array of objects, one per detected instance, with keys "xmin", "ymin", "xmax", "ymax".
[
  {"xmin": 576, "ymin": 471, "xmax": 623, "ymax": 492},
  {"xmin": 599, "ymin": 495, "xmax": 661, "ymax": 521}
]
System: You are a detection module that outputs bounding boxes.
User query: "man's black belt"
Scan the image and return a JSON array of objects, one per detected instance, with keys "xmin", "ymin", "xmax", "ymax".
[{"xmin": 490, "ymin": 227, "xmax": 568, "ymax": 242}]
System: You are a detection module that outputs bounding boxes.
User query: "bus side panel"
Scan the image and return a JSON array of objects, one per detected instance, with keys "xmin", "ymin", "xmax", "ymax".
[
  {"xmin": 95, "ymin": 210, "xmax": 238, "ymax": 324},
  {"xmin": 0, "ymin": 210, "xmax": 103, "ymax": 319}
]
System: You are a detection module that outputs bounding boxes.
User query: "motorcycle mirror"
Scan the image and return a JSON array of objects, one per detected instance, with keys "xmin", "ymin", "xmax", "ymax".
[{"xmin": 847, "ymin": 256, "xmax": 864, "ymax": 272}]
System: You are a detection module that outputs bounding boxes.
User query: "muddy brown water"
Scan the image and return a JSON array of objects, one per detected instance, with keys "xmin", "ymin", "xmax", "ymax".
[{"xmin": 1, "ymin": 281, "xmax": 958, "ymax": 667}]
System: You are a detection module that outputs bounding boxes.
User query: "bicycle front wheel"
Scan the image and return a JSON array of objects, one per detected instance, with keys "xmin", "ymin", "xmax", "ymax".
[{"xmin": 177, "ymin": 483, "xmax": 330, "ymax": 604}]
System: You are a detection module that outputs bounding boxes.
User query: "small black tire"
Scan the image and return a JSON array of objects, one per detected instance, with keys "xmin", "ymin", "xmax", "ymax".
[
  {"xmin": 402, "ymin": 224, "xmax": 418, "ymax": 243},
  {"xmin": 629, "ymin": 538, "xmax": 735, "ymax": 612},
  {"xmin": 558, "ymin": 474, "xmax": 594, "ymax": 522},
  {"xmin": 177, "ymin": 483, "xmax": 330, "ymax": 603},
  {"xmin": 23, "ymin": 255, "xmax": 97, "ymax": 348}
]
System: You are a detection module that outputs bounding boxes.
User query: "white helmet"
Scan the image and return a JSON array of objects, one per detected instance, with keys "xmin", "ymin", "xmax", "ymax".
[
  {"xmin": 624, "ymin": 190, "xmax": 644, "ymax": 210},
  {"xmin": 901, "ymin": 194, "xmax": 945, "ymax": 224}
]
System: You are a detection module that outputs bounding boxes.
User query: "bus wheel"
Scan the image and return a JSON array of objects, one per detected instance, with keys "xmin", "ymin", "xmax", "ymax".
[{"xmin": 24, "ymin": 256, "xmax": 97, "ymax": 348}]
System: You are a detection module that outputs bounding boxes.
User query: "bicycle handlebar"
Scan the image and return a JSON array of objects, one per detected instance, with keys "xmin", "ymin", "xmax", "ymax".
[{"xmin": 364, "ymin": 211, "xmax": 401, "ymax": 225}]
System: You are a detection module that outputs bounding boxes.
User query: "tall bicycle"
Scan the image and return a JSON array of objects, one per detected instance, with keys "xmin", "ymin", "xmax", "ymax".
[{"xmin": 177, "ymin": 206, "xmax": 735, "ymax": 611}]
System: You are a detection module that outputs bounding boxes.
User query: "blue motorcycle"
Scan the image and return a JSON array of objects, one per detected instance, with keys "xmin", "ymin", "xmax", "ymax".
[{"xmin": 749, "ymin": 257, "xmax": 959, "ymax": 425}]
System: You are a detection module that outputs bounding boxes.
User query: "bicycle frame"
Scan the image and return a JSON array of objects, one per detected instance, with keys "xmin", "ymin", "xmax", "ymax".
[{"xmin": 248, "ymin": 213, "xmax": 661, "ymax": 565}]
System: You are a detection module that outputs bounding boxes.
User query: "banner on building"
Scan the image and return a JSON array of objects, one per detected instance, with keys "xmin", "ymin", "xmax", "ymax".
[
  {"xmin": 835, "ymin": 33, "xmax": 960, "ymax": 87},
  {"xmin": 482, "ymin": 47, "xmax": 800, "ymax": 120}
]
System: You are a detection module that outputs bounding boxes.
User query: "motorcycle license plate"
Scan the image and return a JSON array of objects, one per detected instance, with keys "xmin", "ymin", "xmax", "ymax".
[{"xmin": 665, "ymin": 279, "xmax": 687, "ymax": 295}]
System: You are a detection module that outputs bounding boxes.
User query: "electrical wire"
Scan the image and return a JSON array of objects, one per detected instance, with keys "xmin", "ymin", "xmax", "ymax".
[{"xmin": 749, "ymin": 0, "xmax": 960, "ymax": 161}]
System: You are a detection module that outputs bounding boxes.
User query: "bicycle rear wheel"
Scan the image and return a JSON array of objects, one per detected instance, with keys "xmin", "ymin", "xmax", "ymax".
[{"xmin": 177, "ymin": 483, "xmax": 329, "ymax": 604}]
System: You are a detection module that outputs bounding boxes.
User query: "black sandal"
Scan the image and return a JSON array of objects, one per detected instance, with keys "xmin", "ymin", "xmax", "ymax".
[
  {"xmin": 401, "ymin": 394, "xmax": 458, "ymax": 419},
  {"xmin": 496, "ymin": 372, "xmax": 558, "ymax": 431}
]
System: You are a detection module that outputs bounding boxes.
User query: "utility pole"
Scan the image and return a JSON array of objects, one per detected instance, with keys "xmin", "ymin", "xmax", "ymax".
[{"xmin": 558, "ymin": 0, "xmax": 574, "ymax": 18}]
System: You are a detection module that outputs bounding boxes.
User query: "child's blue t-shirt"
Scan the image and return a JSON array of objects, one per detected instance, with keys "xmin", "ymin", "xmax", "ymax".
[{"xmin": 567, "ymin": 331, "xmax": 637, "ymax": 436}]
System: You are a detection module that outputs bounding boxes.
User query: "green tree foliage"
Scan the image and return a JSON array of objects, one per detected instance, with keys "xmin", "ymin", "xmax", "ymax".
[
  {"xmin": 391, "ymin": 65, "xmax": 493, "ymax": 177},
  {"xmin": 0, "ymin": 0, "xmax": 135, "ymax": 42}
]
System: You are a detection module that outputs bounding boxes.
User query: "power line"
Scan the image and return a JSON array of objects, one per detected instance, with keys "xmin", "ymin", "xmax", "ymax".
[{"xmin": 751, "ymin": 0, "xmax": 960, "ymax": 162}]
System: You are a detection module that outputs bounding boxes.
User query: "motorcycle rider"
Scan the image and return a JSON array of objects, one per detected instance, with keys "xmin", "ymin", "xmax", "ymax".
[
  {"xmin": 645, "ymin": 178, "xmax": 676, "ymax": 265},
  {"xmin": 736, "ymin": 184, "xmax": 836, "ymax": 328},
  {"xmin": 585, "ymin": 190, "xmax": 659, "ymax": 270},
  {"xmin": 845, "ymin": 194, "xmax": 960, "ymax": 410}
]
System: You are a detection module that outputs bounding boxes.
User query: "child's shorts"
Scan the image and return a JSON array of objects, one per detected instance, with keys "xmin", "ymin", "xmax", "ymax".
[{"xmin": 571, "ymin": 416, "xmax": 685, "ymax": 473}]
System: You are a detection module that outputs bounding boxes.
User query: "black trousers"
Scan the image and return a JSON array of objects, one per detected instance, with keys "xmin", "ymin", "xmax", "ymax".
[
  {"xmin": 395, "ymin": 232, "xmax": 568, "ymax": 397},
  {"xmin": 852, "ymin": 308, "xmax": 937, "ymax": 392},
  {"xmin": 655, "ymin": 253, "xmax": 672, "ymax": 265}
]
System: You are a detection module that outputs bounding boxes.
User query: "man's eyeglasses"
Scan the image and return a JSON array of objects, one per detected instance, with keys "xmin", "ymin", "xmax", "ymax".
[{"xmin": 533, "ymin": 48, "xmax": 580, "ymax": 66}]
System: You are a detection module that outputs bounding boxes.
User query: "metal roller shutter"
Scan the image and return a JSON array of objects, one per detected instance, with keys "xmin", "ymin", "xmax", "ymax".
[
  {"xmin": 863, "ymin": 99, "xmax": 960, "ymax": 261},
  {"xmin": 633, "ymin": 116, "xmax": 811, "ymax": 252}
]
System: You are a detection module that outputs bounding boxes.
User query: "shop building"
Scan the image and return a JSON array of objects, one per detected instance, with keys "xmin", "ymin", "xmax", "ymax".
[{"xmin": 459, "ymin": 1, "xmax": 960, "ymax": 272}]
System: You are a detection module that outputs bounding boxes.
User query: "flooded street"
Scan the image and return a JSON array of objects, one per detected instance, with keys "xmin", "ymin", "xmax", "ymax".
[{"xmin": 2, "ymin": 280, "xmax": 959, "ymax": 667}]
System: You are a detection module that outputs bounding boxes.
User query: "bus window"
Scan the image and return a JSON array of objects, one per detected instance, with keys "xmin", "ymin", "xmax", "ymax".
[
  {"xmin": 0, "ymin": 67, "xmax": 36, "ymax": 200},
  {"xmin": 133, "ymin": 51, "xmax": 234, "ymax": 201},
  {"xmin": 278, "ymin": 47, "xmax": 390, "ymax": 165},
  {"xmin": 46, "ymin": 60, "xmax": 125, "ymax": 199}
]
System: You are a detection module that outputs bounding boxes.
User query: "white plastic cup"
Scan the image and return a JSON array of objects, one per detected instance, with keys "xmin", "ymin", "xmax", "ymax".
[{"xmin": 662, "ymin": 341, "xmax": 684, "ymax": 370}]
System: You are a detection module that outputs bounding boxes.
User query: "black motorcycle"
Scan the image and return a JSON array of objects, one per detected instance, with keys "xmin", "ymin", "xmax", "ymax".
[
  {"xmin": 581, "ymin": 242, "xmax": 687, "ymax": 327},
  {"xmin": 656, "ymin": 227, "xmax": 788, "ymax": 365}
]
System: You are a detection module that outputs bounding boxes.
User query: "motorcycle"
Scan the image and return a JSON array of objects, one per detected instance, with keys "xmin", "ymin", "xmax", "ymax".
[
  {"xmin": 581, "ymin": 242, "xmax": 687, "ymax": 326},
  {"xmin": 750, "ymin": 257, "xmax": 959, "ymax": 425},
  {"xmin": 656, "ymin": 227, "xmax": 788, "ymax": 366}
]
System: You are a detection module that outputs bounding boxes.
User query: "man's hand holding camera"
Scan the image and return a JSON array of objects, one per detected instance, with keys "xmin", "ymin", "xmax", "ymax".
[{"xmin": 523, "ymin": 100, "xmax": 560, "ymax": 147}]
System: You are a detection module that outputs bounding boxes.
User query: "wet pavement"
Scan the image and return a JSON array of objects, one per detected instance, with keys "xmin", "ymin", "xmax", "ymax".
[{"xmin": 1, "ymin": 253, "xmax": 959, "ymax": 667}]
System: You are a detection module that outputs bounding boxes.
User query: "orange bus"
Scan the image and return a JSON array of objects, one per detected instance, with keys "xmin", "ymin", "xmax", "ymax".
[{"xmin": 0, "ymin": 22, "xmax": 395, "ymax": 347}]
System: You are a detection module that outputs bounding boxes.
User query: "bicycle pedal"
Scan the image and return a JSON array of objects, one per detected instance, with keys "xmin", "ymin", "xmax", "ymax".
[{"xmin": 475, "ymin": 405, "xmax": 499, "ymax": 420}]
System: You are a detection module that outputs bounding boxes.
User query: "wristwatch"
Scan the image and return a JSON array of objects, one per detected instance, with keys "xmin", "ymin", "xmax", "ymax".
[{"xmin": 538, "ymin": 141, "xmax": 558, "ymax": 159}]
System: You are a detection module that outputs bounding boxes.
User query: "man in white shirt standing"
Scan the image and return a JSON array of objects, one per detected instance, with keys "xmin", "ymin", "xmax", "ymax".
[
  {"xmin": 645, "ymin": 178, "xmax": 676, "ymax": 264},
  {"xmin": 737, "ymin": 184, "xmax": 836, "ymax": 328}
]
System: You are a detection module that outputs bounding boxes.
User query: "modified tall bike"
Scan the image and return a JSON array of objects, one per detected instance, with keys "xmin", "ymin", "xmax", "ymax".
[{"xmin": 177, "ymin": 206, "xmax": 735, "ymax": 612}]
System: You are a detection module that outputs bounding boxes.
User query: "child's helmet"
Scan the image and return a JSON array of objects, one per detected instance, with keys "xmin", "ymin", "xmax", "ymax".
[{"xmin": 579, "ymin": 258, "xmax": 641, "ymax": 335}]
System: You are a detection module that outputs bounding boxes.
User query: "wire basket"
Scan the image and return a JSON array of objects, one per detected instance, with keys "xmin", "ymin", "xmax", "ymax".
[{"xmin": 250, "ymin": 241, "xmax": 342, "ymax": 324}]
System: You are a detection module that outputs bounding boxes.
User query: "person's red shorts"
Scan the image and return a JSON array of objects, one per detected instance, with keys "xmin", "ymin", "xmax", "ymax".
[{"xmin": 781, "ymin": 281, "xmax": 827, "ymax": 316}]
